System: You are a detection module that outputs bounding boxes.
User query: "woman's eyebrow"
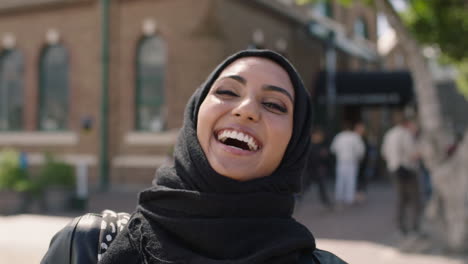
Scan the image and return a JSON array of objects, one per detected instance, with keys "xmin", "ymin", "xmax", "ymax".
[
  {"xmin": 223, "ymin": 75, "xmax": 246, "ymax": 84},
  {"xmin": 262, "ymin": 85, "xmax": 294, "ymax": 103},
  {"xmin": 221, "ymin": 75, "xmax": 294, "ymax": 103}
]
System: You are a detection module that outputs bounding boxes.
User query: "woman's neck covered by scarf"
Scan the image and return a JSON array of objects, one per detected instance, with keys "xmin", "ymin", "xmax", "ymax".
[{"xmin": 100, "ymin": 50, "xmax": 316, "ymax": 264}]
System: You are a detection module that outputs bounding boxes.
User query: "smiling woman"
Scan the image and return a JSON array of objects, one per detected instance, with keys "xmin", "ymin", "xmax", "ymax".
[
  {"xmin": 41, "ymin": 50, "xmax": 346, "ymax": 264},
  {"xmin": 197, "ymin": 57, "xmax": 295, "ymax": 181}
]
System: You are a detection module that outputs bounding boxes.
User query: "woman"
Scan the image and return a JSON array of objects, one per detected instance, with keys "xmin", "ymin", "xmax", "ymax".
[{"xmin": 42, "ymin": 50, "xmax": 346, "ymax": 263}]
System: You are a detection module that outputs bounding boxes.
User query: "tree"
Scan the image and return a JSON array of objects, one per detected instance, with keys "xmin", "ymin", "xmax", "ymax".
[
  {"xmin": 298, "ymin": 0, "xmax": 468, "ymax": 252},
  {"xmin": 375, "ymin": 1, "xmax": 468, "ymax": 252},
  {"xmin": 399, "ymin": 1, "xmax": 468, "ymax": 252},
  {"xmin": 404, "ymin": 0, "xmax": 468, "ymax": 62},
  {"xmin": 403, "ymin": 0, "xmax": 468, "ymax": 99}
]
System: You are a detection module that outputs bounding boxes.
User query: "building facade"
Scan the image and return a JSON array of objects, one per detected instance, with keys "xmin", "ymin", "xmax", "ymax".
[{"xmin": 0, "ymin": 0, "xmax": 379, "ymax": 187}]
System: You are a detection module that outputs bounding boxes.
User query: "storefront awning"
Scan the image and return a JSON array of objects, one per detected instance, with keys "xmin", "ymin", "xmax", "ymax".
[{"xmin": 314, "ymin": 71, "xmax": 414, "ymax": 106}]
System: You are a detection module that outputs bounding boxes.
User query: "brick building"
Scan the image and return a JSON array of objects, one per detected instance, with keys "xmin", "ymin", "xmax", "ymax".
[{"xmin": 0, "ymin": 0, "xmax": 380, "ymax": 188}]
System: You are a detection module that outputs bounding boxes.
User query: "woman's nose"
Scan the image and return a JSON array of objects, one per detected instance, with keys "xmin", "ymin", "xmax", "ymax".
[{"xmin": 233, "ymin": 98, "xmax": 260, "ymax": 122}]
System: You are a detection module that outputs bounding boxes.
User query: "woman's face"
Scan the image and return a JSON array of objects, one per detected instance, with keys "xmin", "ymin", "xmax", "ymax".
[{"xmin": 197, "ymin": 57, "xmax": 294, "ymax": 181}]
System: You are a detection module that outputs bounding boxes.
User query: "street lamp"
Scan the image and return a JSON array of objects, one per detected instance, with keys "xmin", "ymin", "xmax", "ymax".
[
  {"xmin": 308, "ymin": 21, "xmax": 337, "ymax": 134},
  {"xmin": 325, "ymin": 30, "xmax": 337, "ymax": 134}
]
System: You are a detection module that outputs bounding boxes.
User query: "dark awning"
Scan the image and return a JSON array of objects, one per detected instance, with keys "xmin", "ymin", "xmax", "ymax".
[{"xmin": 314, "ymin": 71, "xmax": 414, "ymax": 106}]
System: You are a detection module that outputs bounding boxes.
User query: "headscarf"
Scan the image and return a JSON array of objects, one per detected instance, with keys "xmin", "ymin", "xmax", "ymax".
[{"xmin": 100, "ymin": 50, "xmax": 315, "ymax": 264}]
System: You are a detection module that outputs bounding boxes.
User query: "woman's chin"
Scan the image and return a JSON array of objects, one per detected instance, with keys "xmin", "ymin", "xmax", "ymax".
[
  {"xmin": 220, "ymin": 173, "xmax": 259, "ymax": 182},
  {"xmin": 214, "ymin": 165, "xmax": 267, "ymax": 182}
]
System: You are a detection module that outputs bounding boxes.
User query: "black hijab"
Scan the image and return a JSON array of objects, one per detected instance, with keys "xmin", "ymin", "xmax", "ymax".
[{"xmin": 101, "ymin": 50, "xmax": 315, "ymax": 264}]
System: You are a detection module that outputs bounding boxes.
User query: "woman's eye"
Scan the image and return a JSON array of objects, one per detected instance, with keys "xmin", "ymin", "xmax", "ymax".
[
  {"xmin": 263, "ymin": 102, "xmax": 287, "ymax": 113},
  {"xmin": 215, "ymin": 90, "xmax": 238, "ymax": 97}
]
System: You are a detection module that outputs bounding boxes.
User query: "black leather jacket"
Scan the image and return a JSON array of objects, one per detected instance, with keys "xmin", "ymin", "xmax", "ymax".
[
  {"xmin": 41, "ymin": 213, "xmax": 347, "ymax": 264},
  {"xmin": 41, "ymin": 214, "xmax": 101, "ymax": 264}
]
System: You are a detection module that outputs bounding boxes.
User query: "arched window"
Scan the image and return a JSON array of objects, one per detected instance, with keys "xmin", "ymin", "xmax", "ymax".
[
  {"xmin": 135, "ymin": 35, "xmax": 167, "ymax": 131},
  {"xmin": 0, "ymin": 49, "xmax": 24, "ymax": 131},
  {"xmin": 38, "ymin": 44, "xmax": 69, "ymax": 131},
  {"xmin": 354, "ymin": 17, "xmax": 369, "ymax": 39}
]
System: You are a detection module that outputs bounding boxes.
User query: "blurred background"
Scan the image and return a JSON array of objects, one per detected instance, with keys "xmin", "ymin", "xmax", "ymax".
[{"xmin": 0, "ymin": 0, "xmax": 467, "ymax": 263}]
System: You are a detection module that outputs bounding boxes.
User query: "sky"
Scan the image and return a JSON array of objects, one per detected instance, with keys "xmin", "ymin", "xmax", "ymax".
[
  {"xmin": 390, "ymin": 0, "xmax": 408, "ymax": 12},
  {"xmin": 377, "ymin": 0, "xmax": 408, "ymax": 37}
]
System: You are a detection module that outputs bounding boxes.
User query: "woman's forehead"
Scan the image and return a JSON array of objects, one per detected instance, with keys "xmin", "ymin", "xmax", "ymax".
[{"xmin": 216, "ymin": 57, "xmax": 295, "ymax": 96}]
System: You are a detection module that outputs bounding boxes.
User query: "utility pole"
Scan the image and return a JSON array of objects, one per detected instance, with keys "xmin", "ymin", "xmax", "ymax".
[
  {"xmin": 325, "ymin": 31, "xmax": 337, "ymax": 135},
  {"xmin": 99, "ymin": 0, "xmax": 110, "ymax": 191}
]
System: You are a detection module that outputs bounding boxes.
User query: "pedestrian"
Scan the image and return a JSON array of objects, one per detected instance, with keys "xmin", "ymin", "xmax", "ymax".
[
  {"xmin": 330, "ymin": 122, "xmax": 365, "ymax": 206},
  {"xmin": 381, "ymin": 117, "xmax": 422, "ymax": 236},
  {"xmin": 41, "ymin": 50, "xmax": 346, "ymax": 263},
  {"xmin": 303, "ymin": 126, "xmax": 332, "ymax": 208},
  {"xmin": 354, "ymin": 121, "xmax": 369, "ymax": 204},
  {"xmin": 414, "ymin": 127, "xmax": 432, "ymax": 206}
]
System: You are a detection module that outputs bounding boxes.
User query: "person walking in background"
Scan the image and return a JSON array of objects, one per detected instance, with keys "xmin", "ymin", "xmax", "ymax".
[
  {"xmin": 304, "ymin": 127, "xmax": 332, "ymax": 208},
  {"xmin": 355, "ymin": 122, "xmax": 369, "ymax": 204},
  {"xmin": 330, "ymin": 122, "xmax": 365, "ymax": 206},
  {"xmin": 415, "ymin": 126, "xmax": 432, "ymax": 206},
  {"xmin": 381, "ymin": 117, "xmax": 422, "ymax": 236}
]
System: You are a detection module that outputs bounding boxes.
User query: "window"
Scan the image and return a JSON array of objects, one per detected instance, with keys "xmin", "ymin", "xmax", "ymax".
[
  {"xmin": 38, "ymin": 44, "xmax": 69, "ymax": 131},
  {"xmin": 313, "ymin": 1, "xmax": 333, "ymax": 18},
  {"xmin": 135, "ymin": 35, "xmax": 167, "ymax": 132},
  {"xmin": 354, "ymin": 17, "xmax": 369, "ymax": 39},
  {"xmin": 0, "ymin": 49, "xmax": 24, "ymax": 131}
]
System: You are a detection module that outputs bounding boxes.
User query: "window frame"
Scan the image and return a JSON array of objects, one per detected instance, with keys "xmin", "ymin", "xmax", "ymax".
[
  {"xmin": 354, "ymin": 16, "xmax": 369, "ymax": 39},
  {"xmin": 38, "ymin": 44, "xmax": 70, "ymax": 131},
  {"xmin": 0, "ymin": 49, "xmax": 25, "ymax": 131},
  {"xmin": 134, "ymin": 34, "xmax": 167, "ymax": 132}
]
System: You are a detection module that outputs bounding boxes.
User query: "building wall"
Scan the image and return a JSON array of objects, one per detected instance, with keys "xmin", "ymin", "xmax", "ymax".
[
  {"xmin": 0, "ymin": 0, "xmax": 101, "ymax": 182},
  {"xmin": 218, "ymin": 0, "xmax": 324, "ymax": 91},
  {"xmin": 0, "ymin": 0, "xmax": 380, "ymax": 187},
  {"xmin": 384, "ymin": 44, "xmax": 407, "ymax": 70},
  {"xmin": 333, "ymin": 0, "xmax": 378, "ymax": 71},
  {"xmin": 109, "ymin": 0, "xmax": 226, "ymax": 184}
]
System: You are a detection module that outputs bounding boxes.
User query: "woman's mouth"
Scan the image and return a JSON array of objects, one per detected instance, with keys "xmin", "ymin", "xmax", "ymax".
[{"xmin": 215, "ymin": 129, "xmax": 261, "ymax": 152}]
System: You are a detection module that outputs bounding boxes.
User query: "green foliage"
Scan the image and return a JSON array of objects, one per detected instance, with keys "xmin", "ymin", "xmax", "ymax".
[
  {"xmin": 0, "ymin": 148, "xmax": 28, "ymax": 192},
  {"xmin": 0, "ymin": 150, "xmax": 76, "ymax": 198},
  {"xmin": 455, "ymin": 61, "xmax": 468, "ymax": 100},
  {"xmin": 296, "ymin": 0, "xmax": 313, "ymax": 5},
  {"xmin": 0, "ymin": 166, "xmax": 28, "ymax": 191},
  {"xmin": 295, "ymin": 0, "xmax": 367, "ymax": 7},
  {"xmin": 37, "ymin": 154, "xmax": 75, "ymax": 188},
  {"xmin": 0, "ymin": 148, "xmax": 20, "ymax": 169},
  {"xmin": 404, "ymin": 0, "xmax": 468, "ymax": 62}
]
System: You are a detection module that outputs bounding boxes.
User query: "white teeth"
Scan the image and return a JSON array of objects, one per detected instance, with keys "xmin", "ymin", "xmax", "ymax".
[
  {"xmin": 240, "ymin": 134, "xmax": 246, "ymax": 142},
  {"xmin": 217, "ymin": 130, "xmax": 259, "ymax": 151},
  {"xmin": 248, "ymin": 137, "xmax": 258, "ymax": 150}
]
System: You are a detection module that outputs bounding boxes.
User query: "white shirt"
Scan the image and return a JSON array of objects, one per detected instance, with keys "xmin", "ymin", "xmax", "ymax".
[
  {"xmin": 330, "ymin": 131, "xmax": 365, "ymax": 163},
  {"xmin": 381, "ymin": 125, "xmax": 417, "ymax": 172}
]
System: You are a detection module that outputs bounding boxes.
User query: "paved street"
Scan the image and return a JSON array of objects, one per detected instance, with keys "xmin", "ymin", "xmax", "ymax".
[
  {"xmin": 294, "ymin": 182, "xmax": 467, "ymax": 263},
  {"xmin": 1, "ymin": 182, "xmax": 466, "ymax": 263}
]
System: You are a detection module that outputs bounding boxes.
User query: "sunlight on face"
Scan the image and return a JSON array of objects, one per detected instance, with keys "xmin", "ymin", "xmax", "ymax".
[{"xmin": 197, "ymin": 57, "xmax": 294, "ymax": 181}]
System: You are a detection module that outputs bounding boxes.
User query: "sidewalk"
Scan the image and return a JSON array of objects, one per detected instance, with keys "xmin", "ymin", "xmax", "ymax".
[
  {"xmin": 1, "ymin": 182, "xmax": 466, "ymax": 263},
  {"xmin": 294, "ymin": 182, "xmax": 467, "ymax": 263}
]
